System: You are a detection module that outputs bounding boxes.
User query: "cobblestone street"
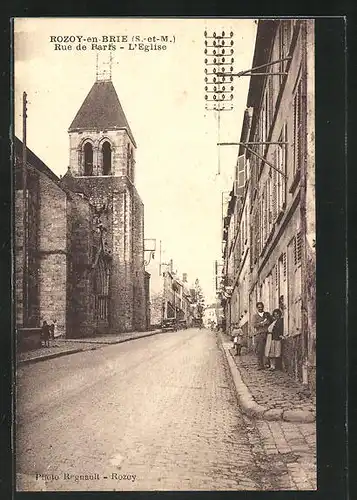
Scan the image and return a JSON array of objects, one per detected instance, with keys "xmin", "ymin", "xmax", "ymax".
[
  {"xmin": 16, "ymin": 328, "xmax": 316, "ymax": 491},
  {"xmin": 229, "ymin": 345, "xmax": 316, "ymax": 414}
]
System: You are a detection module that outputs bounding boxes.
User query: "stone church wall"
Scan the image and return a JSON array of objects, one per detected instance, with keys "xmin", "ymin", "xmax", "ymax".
[
  {"xmin": 37, "ymin": 170, "xmax": 68, "ymax": 336},
  {"xmin": 66, "ymin": 192, "xmax": 96, "ymax": 338}
]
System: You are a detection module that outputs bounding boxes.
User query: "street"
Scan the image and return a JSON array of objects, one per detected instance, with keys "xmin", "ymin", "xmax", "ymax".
[{"xmin": 16, "ymin": 328, "xmax": 312, "ymax": 491}]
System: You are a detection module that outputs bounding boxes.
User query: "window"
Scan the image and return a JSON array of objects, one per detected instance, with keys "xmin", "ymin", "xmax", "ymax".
[
  {"xmin": 237, "ymin": 155, "xmax": 245, "ymax": 188},
  {"xmin": 275, "ymin": 264, "xmax": 279, "ymax": 290},
  {"xmin": 245, "ymin": 158, "xmax": 249, "ymax": 184},
  {"xmin": 253, "ymin": 208, "xmax": 260, "ymax": 264},
  {"xmin": 277, "ymin": 127, "xmax": 287, "ymax": 210},
  {"xmin": 267, "ymin": 176, "xmax": 272, "ymax": 231},
  {"xmin": 292, "ymin": 79, "xmax": 305, "ymax": 183},
  {"xmin": 83, "ymin": 142, "xmax": 93, "ymax": 176},
  {"xmin": 278, "ymin": 24, "xmax": 284, "ymax": 86},
  {"xmin": 294, "ymin": 231, "xmax": 302, "ymax": 266},
  {"xmin": 265, "ymin": 91, "xmax": 269, "ymax": 140},
  {"xmin": 278, "ymin": 21, "xmax": 293, "ymax": 86},
  {"xmin": 102, "ymin": 141, "xmax": 111, "ymax": 175},
  {"xmin": 282, "ymin": 252, "xmax": 287, "ymax": 278},
  {"xmin": 268, "ymin": 68, "xmax": 274, "ymax": 122},
  {"xmin": 263, "ymin": 183, "xmax": 268, "ymax": 244},
  {"xmin": 250, "ymin": 154, "xmax": 257, "ymax": 204},
  {"xmin": 245, "ymin": 206, "xmax": 248, "ymax": 242}
]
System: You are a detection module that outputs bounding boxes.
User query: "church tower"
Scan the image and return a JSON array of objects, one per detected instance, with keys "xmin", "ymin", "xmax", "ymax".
[{"xmin": 63, "ymin": 72, "xmax": 146, "ymax": 333}]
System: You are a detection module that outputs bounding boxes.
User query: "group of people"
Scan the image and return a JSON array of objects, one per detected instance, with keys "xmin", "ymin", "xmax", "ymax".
[
  {"xmin": 41, "ymin": 320, "xmax": 57, "ymax": 347},
  {"xmin": 252, "ymin": 302, "xmax": 284, "ymax": 371},
  {"xmin": 230, "ymin": 301, "xmax": 284, "ymax": 371}
]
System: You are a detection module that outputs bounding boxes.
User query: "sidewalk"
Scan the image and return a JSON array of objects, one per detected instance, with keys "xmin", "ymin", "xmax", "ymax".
[
  {"xmin": 219, "ymin": 332, "xmax": 316, "ymax": 423},
  {"xmin": 17, "ymin": 329, "xmax": 162, "ymax": 365}
]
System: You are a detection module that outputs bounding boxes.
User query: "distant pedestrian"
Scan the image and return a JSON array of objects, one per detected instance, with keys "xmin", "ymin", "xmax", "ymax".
[
  {"xmin": 265, "ymin": 308, "xmax": 284, "ymax": 371},
  {"xmin": 252, "ymin": 302, "xmax": 271, "ymax": 370},
  {"xmin": 231, "ymin": 323, "xmax": 244, "ymax": 356},
  {"xmin": 41, "ymin": 320, "xmax": 50, "ymax": 348}
]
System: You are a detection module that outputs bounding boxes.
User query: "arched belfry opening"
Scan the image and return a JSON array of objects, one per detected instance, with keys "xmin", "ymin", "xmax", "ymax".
[
  {"xmin": 83, "ymin": 142, "xmax": 93, "ymax": 176},
  {"xmin": 102, "ymin": 141, "xmax": 112, "ymax": 175}
]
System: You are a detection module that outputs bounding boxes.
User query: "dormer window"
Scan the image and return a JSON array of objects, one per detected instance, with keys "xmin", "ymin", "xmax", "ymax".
[
  {"xmin": 102, "ymin": 141, "xmax": 111, "ymax": 175},
  {"xmin": 83, "ymin": 142, "xmax": 93, "ymax": 176}
]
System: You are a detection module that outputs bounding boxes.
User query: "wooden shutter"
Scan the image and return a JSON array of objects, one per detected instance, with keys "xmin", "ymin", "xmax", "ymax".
[
  {"xmin": 237, "ymin": 155, "xmax": 245, "ymax": 188},
  {"xmin": 293, "ymin": 233, "xmax": 302, "ymax": 267},
  {"xmin": 283, "ymin": 252, "xmax": 287, "ymax": 279}
]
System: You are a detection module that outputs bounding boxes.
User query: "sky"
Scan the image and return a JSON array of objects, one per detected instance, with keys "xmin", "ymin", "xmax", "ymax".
[{"xmin": 14, "ymin": 18, "xmax": 257, "ymax": 304}]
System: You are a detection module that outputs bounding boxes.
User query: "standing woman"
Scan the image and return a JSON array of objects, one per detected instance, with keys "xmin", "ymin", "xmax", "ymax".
[{"xmin": 265, "ymin": 308, "xmax": 284, "ymax": 371}]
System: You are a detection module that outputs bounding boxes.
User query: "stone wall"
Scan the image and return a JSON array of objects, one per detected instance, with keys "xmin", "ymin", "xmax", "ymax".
[
  {"xmin": 37, "ymin": 170, "xmax": 68, "ymax": 336},
  {"xmin": 132, "ymin": 190, "xmax": 146, "ymax": 331},
  {"xmin": 69, "ymin": 129, "xmax": 134, "ymax": 180},
  {"xmin": 150, "ymin": 291, "xmax": 163, "ymax": 327},
  {"xmin": 62, "ymin": 174, "xmax": 146, "ymax": 333},
  {"xmin": 67, "ymin": 192, "xmax": 97, "ymax": 338}
]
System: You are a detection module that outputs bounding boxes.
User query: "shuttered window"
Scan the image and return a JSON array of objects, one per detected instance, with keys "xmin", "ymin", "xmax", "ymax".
[
  {"xmin": 294, "ymin": 231, "xmax": 302, "ymax": 266},
  {"xmin": 237, "ymin": 155, "xmax": 245, "ymax": 188},
  {"xmin": 293, "ymin": 80, "xmax": 304, "ymax": 178},
  {"xmin": 272, "ymin": 165, "xmax": 278, "ymax": 221},
  {"xmin": 283, "ymin": 252, "xmax": 287, "ymax": 279},
  {"xmin": 277, "ymin": 128, "xmax": 287, "ymax": 211}
]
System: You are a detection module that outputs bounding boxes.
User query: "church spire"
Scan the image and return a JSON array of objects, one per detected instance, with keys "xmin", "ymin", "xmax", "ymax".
[{"xmin": 68, "ymin": 77, "xmax": 136, "ymax": 147}]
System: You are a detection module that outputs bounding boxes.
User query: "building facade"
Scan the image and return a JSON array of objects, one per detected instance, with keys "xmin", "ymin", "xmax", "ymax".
[
  {"xmin": 221, "ymin": 20, "xmax": 315, "ymax": 389},
  {"xmin": 161, "ymin": 265, "xmax": 194, "ymax": 327},
  {"xmin": 15, "ymin": 76, "xmax": 148, "ymax": 338}
]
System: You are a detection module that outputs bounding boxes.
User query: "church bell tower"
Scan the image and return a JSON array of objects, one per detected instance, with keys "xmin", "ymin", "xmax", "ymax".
[{"xmin": 64, "ymin": 62, "xmax": 146, "ymax": 333}]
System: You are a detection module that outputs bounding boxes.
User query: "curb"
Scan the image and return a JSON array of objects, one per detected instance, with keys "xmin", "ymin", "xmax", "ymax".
[
  {"xmin": 17, "ymin": 329, "xmax": 164, "ymax": 365},
  {"xmin": 220, "ymin": 336, "xmax": 315, "ymax": 423},
  {"xmin": 18, "ymin": 347, "xmax": 87, "ymax": 365},
  {"xmin": 56, "ymin": 329, "xmax": 163, "ymax": 345}
]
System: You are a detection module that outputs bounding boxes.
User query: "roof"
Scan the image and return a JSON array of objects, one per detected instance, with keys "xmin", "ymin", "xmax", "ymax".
[
  {"xmin": 68, "ymin": 80, "xmax": 136, "ymax": 147},
  {"xmin": 14, "ymin": 136, "xmax": 61, "ymax": 185},
  {"xmin": 245, "ymin": 20, "xmax": 277, "ymax": 154},
  {"xmin": 247, "ymin": 20, "xmax": 277, "ymax": 110}
]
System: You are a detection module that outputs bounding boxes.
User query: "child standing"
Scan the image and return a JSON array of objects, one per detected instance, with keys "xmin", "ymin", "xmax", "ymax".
[{"xmin": 231, "ymin": 323, "xmax": 244, "ymax": 356}]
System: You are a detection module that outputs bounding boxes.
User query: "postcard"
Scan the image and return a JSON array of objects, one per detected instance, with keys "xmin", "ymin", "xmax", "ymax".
[{"xmin": 14, "ymin": 17, "xmax": 317, "ymax": 491}]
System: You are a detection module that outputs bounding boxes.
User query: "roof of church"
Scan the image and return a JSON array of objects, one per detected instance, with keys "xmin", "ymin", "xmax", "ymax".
[
  {"xmin": 68, "ymin": 80, "xmax": 136, "ymax": 146},
  {"xmin": 14, "ymin": 136, "xmax": 61, "ymax": 185}
]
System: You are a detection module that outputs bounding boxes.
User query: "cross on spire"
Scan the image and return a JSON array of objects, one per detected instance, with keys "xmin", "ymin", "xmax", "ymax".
[{"xmin": 96, "ymin": 52, "xmax": 113, "ymax": 82}]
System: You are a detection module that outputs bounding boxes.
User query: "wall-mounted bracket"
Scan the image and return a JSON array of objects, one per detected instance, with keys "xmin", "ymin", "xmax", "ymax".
[
  {"xmin": 217, "ymin": 142, "xmax": 288, "ymax": 178},
  {"xmin": 217, "ymin": 56, "xmax": 292, "ymax": 78}
]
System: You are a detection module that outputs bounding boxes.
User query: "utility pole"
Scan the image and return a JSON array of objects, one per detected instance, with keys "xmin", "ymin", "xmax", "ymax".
[{"xmin": 22, "ymin": 91, "xmax": 28, "ymax": 327}]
